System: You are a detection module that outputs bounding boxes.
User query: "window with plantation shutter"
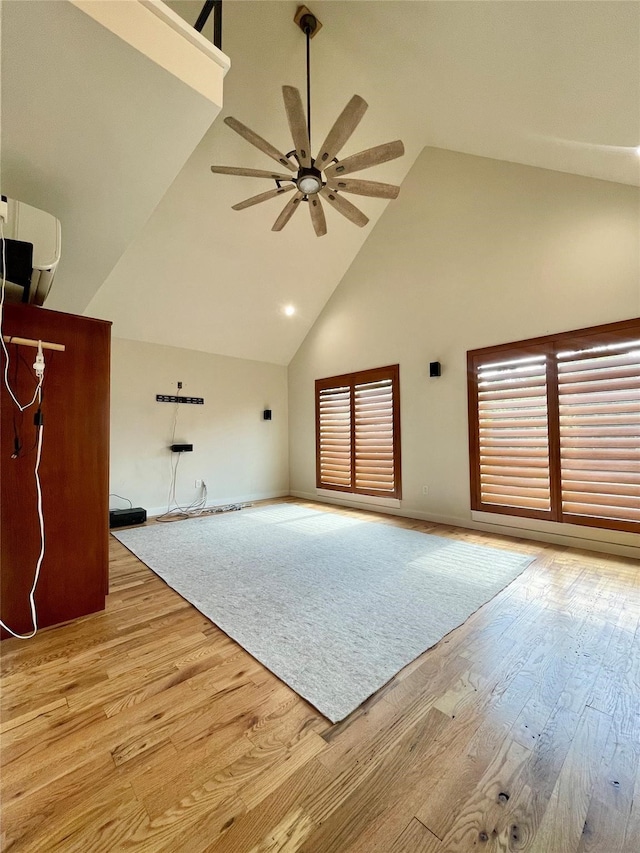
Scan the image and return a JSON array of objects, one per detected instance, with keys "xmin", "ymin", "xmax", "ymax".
[
  {"xmin": 557, "ymin": 334, "xmax": 640, "ymax": 528},
  {"xmin": 317, "ymin": 385, "xmax": 352, "ymax": 489},
  {"xmin": 468, "ymin": 318, "xmax": 640, "ymax": 534},
  {"xmin": 316, "ymin": 365, "xmax": 401, "ymax": 499},
  {"xmin": 476, "ymin": 353, "xmax": 552, "ymax": 515}
]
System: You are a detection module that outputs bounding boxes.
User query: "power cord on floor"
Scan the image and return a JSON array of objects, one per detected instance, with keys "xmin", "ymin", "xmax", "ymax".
[
  {"xmin": 156, "ymin": 499, "xmax": 250, "ymax": 522},
  {"xmin": 156, "ymin": 467, "xmax": 211, "ymax": 522}
]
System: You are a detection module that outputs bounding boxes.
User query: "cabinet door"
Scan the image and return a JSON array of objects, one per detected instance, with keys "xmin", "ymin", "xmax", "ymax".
[{"xmin": 1, "ymin": 304, "xmax": 111, "ymax": 638}]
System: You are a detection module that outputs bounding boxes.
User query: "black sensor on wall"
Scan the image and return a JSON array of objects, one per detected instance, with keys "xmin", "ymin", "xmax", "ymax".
[
  {"xmin": 170, "ymin": 443, "xmax": 193, "ymax": 453},
  {"xmin": 263, "ymin": 409, "xmax": 272, "ymax": 420},
  {"xmin": 429, "ymin": 362, "xmax": 442, "ymax": 377}
]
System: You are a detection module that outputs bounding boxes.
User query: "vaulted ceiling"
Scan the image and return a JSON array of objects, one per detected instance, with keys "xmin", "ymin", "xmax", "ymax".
[{"xmin": 6, "ymin": 1, "xmax": 640, "ymax": 365}]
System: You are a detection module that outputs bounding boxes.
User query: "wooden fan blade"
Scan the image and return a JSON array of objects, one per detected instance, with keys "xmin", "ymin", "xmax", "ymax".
[
  {"xmin": 308, "ymin": 195, "xmax": 327, "ymax": 237},
  {"xmin": 282, "ymin": 86, "xmax": 311, "ymax": 168},
  {"xmin": 232, "ymin": 185, "xmax": 295, "ymax": 211},
  {"xmin": 319, "ymin": 188, "xmax": 369, "ymax": 227},
  {"xmin": 326, "ymin": 177, "xmax": 400, "ymax": 199},
  {"xmin": 315, "ymin": 95, "xmax": 368, "ymax": 167},
  {"xmin": 211, "ymin": 165, "xmax": 294, "ymax": 181},
  {"xmin": 224, "ymin": 116, "xmax": 297, "ymax": 172},
  {"xmin": 272, "ymin": 192, "xmax": 304, "ymax": 231},
  {"xmin": 325, "ymin": 140, "xmax": 405, "ymax": 178}
]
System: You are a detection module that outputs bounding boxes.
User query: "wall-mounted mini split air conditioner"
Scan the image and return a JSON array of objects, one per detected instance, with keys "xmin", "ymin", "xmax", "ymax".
[{"xmin": 1, "ymin": 198, "xmax": 61, "ymax": 305}]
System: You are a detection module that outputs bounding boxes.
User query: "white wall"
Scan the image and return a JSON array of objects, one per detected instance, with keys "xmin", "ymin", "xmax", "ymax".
[
  {"xmin": 2, "ymin": 0, "xmax": 225, "ymax": 315},
  {"xmin": 110, "ymin": 338, "xmax": 288, "ymax": 515},
  {"xmin": 288, "ymin": 147, "xmax": 640, "ymax": 556}
]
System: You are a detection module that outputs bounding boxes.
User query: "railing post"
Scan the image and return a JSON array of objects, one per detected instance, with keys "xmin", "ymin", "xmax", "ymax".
[
  {"xmin": 213, "ymin": 0, "xmax": 222, "ymax": 50},
  {"xmin": 194, "ymin": 1, "xmax": 222, "ymax": 51}
]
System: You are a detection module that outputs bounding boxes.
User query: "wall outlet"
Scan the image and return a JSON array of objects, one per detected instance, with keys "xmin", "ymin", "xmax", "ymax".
[
  {"xmin": 422, "ymin": 485, "xmax": 429, "ymax": 495},
  {"xmin": 195, "ymin": 479, "xmax": 203, "ymax": 488}
]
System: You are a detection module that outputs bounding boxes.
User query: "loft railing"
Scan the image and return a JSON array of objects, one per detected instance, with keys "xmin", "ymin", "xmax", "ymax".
[{"xmin": 194, "ymin": 0, "xmax": 222, "ymax": 50}]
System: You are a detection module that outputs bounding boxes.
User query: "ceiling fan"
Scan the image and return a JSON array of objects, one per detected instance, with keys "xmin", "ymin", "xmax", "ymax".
[{"xmin": 210, "ymin": 5, "xmax": 405, "ymax": 237}]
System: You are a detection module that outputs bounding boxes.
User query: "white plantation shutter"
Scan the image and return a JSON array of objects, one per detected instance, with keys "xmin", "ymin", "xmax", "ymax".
[
  {"xmin": 469, "ymin": 319, "xmax": 640, "ymax": 533},
  {"xmin": 318, "ymin": 385, "xmax": 351, "ymax": 488},
  {"xmin": 316, "ymin": 366, "xmax": 401, "ymax": 498},
  {"xmin": 476, "ymin": 354, "xmax": 551, "ymax": 512},
  {"xmin": 558, "ymin": 337, "xmax": 640, "ymax": 526},
  {"xmin": 355, "ymin": 379, "xmax": 396, "ymax": 493}
]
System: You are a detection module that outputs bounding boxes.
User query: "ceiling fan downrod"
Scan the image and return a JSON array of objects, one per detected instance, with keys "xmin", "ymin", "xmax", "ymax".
[{"xmin": 299, "ymin": 12, "xmax": 317, "ymax": 151}]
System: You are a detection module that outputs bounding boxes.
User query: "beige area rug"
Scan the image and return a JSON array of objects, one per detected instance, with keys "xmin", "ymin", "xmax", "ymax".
[{"xmin": 114, "ymin": 504, "xmax": 533, "ymax": 721}]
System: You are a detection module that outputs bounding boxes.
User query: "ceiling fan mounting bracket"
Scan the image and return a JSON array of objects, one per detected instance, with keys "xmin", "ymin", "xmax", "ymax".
[
  {"xmin": 298, "ymin": 166, "xmax": 322, "ymax": 179},
  {"xmin": 294, "ymin": 6, "xmax": 321, "ymax": 37}
]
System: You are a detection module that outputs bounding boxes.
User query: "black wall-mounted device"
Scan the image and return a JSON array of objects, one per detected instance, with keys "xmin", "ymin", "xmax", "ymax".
[
  {"xmin": 263, "ymin": 409, "xmax": 272, "ymax": 420},
  {"xmin": 429, "ymin": 362, "xmax": 442, "ymax": 377},
  {"xmin": 170, "ymin": 443, "xmax": 193, "ymax": 453},
  {"xmin": 0, "ymin": 238, "xmax": 34, "ymax": 301},
  {"xmin": 157, "ymin": 395, "xmax": 204, "ymax": 405},
  {"xmin": 109, "ymin": 507, "xmax": 147, "ymax": 528}
]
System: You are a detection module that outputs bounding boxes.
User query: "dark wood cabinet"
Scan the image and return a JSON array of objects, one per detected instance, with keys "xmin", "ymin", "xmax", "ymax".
[{"xmin": 1, "ymin": 303, "xmax": 111, "ymax": 639}]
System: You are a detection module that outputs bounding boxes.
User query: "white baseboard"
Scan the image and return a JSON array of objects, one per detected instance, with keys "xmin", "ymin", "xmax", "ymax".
[
  {"xmin": 289, "ymin": 491, "xmax": 640, "ymax": 560},
  {"xmin": 291, "ymin": 490, "xmax": 467, "ymax": 525},
  {"xmin": 315, "ymin": 488, "xmax": 401, "ymax": 509}
]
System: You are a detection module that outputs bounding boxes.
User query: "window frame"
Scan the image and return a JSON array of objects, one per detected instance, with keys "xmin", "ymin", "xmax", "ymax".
[
  {"xmin": 467, "ymin": 317, "xmax": 640, "ymax": 534},
  {"xmin": 315, "ymin": 364, "xmax": 402, "ymax": 500}
]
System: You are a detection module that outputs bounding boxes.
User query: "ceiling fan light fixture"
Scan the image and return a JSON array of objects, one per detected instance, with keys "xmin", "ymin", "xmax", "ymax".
[{"xmin": 297, "ymin": 171, "xmax": 323, "ymax": 194}]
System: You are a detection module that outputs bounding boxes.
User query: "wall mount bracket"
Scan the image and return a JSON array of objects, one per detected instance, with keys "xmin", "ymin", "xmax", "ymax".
[{"xmin": 156, "ymin": 395, "xmax": 204, "ymax": 405}]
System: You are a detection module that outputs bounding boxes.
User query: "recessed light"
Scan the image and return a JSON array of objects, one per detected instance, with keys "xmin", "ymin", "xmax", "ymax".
[
  {"xmin": 284, "ymin": 305, "xmax": 296, "ymax": 316},
  {"xmin": 636, "ymin": 145, "xmax": 640, "ymax": 157}
]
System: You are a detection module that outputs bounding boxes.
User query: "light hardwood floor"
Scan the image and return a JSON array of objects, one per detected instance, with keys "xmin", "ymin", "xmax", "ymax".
[{"xmin": 1, "ymin": 499, "xmax": 639, "ymax": 852}]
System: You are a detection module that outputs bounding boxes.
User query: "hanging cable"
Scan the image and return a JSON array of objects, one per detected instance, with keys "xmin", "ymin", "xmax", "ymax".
[
  {"xmin": 0, "ymin": 219, "xmax": 49, "ymax": 640},
  {"xmin": 154, "ymin": 383, "xmax": 249, "ymax": 523},
  {"xmin": 156, "ymin": 391, "xmax": 208, "ymax": 522},
  {"xmin": 0, "ymin": 393, "xmax": 46, "ymax": 639},
  {"xmin": 0, "ymin": 221, "xmax": 44, "ymax": 412},
  {"xmin": 109, "ymin": 493, "xmax": 133, "ymax": 509}
]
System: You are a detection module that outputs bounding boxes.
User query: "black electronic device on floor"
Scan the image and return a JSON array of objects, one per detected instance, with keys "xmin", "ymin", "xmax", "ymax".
[{"xmin": 109, "ymin": 507, "xmax": 147, "ymax": 529}]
